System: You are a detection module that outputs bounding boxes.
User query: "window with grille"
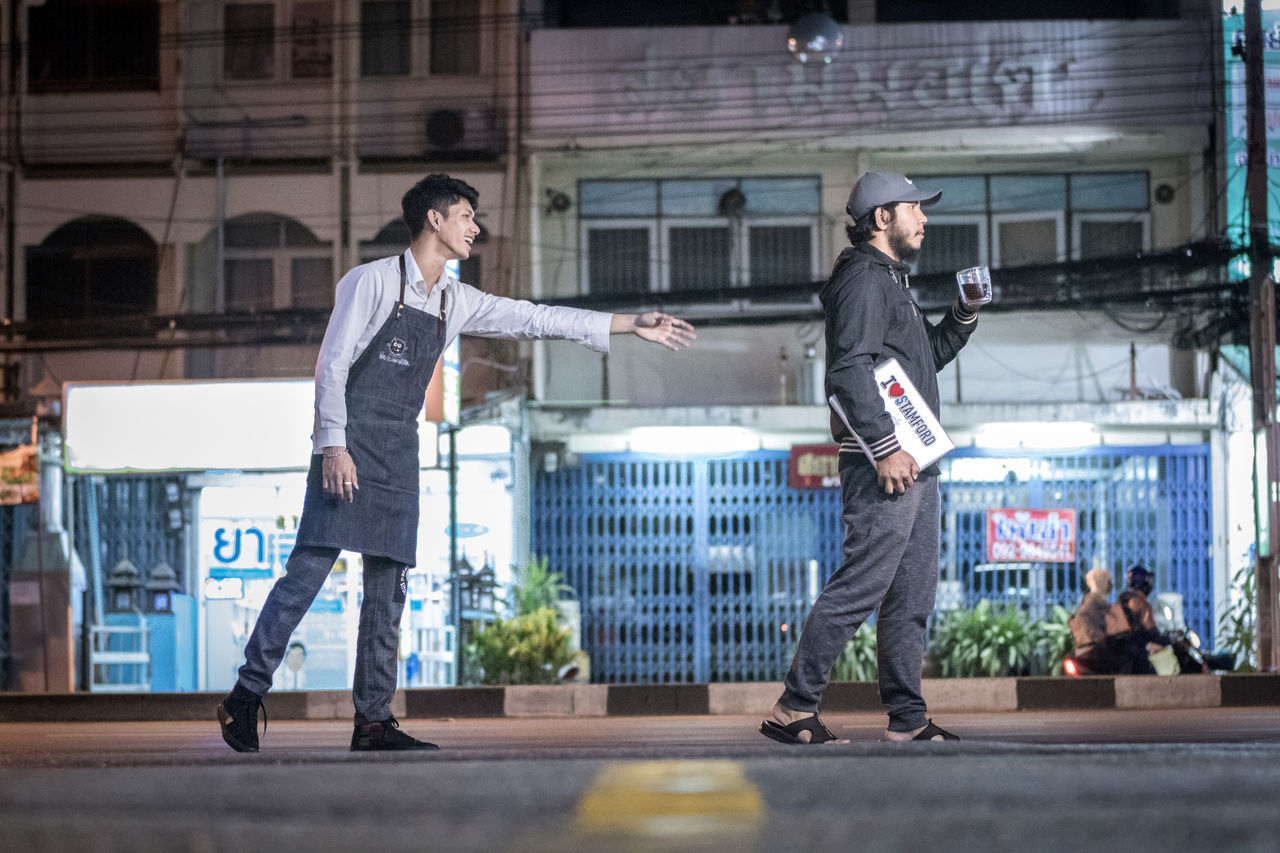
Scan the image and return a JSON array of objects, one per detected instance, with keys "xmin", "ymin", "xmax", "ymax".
[
  {"xmin": 667, "ymin": 225, "xmax": 732, "ymax": 292},
  {"xmin": 995, "ymin": 215, "xmax": 1064, "ymax": 267},
  {"xmin": 916, "ymin": 221, "xmax": 983, "ymax": 275},
  {"xmin": 1076, "ymin": 218, "xmax": 1148, "ymax": 260},
  {"xmin": 747, "ymin": 223, "xmax": 815, "ymax": 303},
  {"xmin": 579, "ymin": 177, "xmax": 820, "ymax": 298},
  {"xmin": 586, "ymin": 227, "xmax": 653, "ymax": 296},
  {"xmin": 748, "ymin": 225, "xmax": 811, "ymax": 286}
]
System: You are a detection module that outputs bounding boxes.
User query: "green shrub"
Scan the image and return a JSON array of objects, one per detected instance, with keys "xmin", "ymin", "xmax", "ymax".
[
  {"xmin": 508, "ymin": 554, "xmax": 575, "ymax": 617},
  {"xmin": 930, "ymin": 599, "xmax": 1039, "ymax": 678},
  {"xmin": 1033, "ymin": 605, "xmax": 1075, "ymax": 677},
  {"xmin": 466, "ymin": 607, "xmax": 573, "ymax": 685},
  {"xmin": 830, "ymin": 624, "xmax": 878, "ymax": 682},
  {"xmin": 1217, "ymin": 563, "xmax": 1257, "ymax": 673}
]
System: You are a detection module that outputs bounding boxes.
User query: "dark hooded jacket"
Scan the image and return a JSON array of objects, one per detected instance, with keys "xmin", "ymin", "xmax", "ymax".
[{"xmin": 822, "ymin": 242, "xmax": 977, "ymax": 470}]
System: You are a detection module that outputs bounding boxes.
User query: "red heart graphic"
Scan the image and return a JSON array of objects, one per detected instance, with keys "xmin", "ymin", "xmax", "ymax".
[{"xmin": 888, "ymin": 383, "xmax": 905, "ymax": 397}]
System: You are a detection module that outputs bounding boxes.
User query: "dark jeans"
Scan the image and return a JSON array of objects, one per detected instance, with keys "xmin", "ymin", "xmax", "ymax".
[
  {"xmin": 237, "ymin": 545, "xmax": 409, "ymax": 721},
  {"xmin": 781, "ymin": 457, "xmax": 940, "ymax": 732}
]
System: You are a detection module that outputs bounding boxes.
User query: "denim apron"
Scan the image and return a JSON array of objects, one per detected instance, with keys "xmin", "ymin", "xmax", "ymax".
[{"xmin": 295, "ymin": 254, "xmax": 445, "ymax": 566}]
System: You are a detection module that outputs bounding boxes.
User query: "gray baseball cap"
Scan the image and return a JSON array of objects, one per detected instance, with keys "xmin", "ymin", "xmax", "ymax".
[{"xmin": 845, "ymin": 171, "xmax": 942, "ymax": 219}]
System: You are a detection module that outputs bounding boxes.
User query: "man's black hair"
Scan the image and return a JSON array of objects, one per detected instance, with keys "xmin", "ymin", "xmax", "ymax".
[
  {"xmin": 402, "ymin": 173, "xmax": 480, "ymax": 240},
  {"xmin": 845, "ymin": 201, "xmax": 899, "ymax": 247}
]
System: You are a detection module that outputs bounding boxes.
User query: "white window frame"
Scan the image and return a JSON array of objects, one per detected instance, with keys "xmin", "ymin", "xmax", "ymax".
[
  {"xmin": 1070, "ymin": 212, "xmax": 1151, "ymax": 260},
  {"xmin": 992, "ymin": 210, "xmax": 1066, "ymax": 267},
  {"xmin": 579, "ymin": 219, "xmax": 658, "ymax": 297},
  {"xmin": 912, "ymin": 213, "xmax": 990, "ymax": 274},
  {"xmin": 740, "ymin": 215, "xmax": 821, "ymax": 312}
]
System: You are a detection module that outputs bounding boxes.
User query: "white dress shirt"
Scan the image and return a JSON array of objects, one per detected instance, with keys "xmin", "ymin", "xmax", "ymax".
[{"xmin": 312, "ymin": 249, "xmax": 612, "ymax": 450}]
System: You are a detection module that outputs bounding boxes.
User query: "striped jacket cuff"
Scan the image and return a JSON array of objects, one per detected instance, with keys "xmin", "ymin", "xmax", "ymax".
[
  {"xmin": 952, "ymin": 303, "xmax": 978, "ymax": 323},
  {"xmin": 868, "ymin": 433, "xmax": 901, "ymax": 460}
]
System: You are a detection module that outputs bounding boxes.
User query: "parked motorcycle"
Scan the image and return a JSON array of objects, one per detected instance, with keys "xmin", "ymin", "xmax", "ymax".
[
  {"xmin": 1063, "ymin": 595, "xmax": 1235, "ymax": 676},
  {"xmin": 1154, "ymin": 606, "xmax": 1236, "ymax": 674}
]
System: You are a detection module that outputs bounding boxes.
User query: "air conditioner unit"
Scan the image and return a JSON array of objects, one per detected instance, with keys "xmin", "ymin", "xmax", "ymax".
[{"xmin": 424, "ymin": 105, "xmax": 504, "ymax": 159}]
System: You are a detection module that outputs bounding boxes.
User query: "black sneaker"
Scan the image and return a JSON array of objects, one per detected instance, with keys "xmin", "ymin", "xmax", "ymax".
[
  {"xmin": 217, "ymin": 684, "xmax": 266, "ymax": 753},
  {"xmin": 350, "ymin": 715, "xmax": 439, "ymax": 751}
]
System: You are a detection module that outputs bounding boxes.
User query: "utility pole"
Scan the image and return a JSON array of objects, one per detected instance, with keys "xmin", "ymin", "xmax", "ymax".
[{"xmin": 1244, "ymin": 0, "xmax": 1280, "ymax": 671}]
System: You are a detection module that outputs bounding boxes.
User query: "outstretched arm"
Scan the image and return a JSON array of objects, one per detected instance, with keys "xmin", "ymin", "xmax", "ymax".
[{"xmin": 610, "ymin": 312, "xmax": 697, "ymax": 351}]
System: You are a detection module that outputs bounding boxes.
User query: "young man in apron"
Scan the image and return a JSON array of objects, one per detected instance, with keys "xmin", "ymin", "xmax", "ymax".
[{"xmin": 218, "ymin": 174, "xmax": 696, "ymax": 752}]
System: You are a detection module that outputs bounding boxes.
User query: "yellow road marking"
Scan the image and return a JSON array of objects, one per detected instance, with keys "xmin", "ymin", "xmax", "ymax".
[{"xmin": 574, "ymin": 760, "xmax": 764, "ymax": 839}]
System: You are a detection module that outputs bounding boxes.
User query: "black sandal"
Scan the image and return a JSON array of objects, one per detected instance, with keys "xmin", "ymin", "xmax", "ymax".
[
  {"xmin": 911, "ymin": 719, "xmax": 960, "ymax": 741},
  {"xmin": 759, "ymin": 713, "xmax": 845, "ymax": 744}
]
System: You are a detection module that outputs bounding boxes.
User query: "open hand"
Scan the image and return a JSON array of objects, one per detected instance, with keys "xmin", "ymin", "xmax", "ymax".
[{"xmin": 633, "ymin": 312, "xmax": 697, "ymax": 351}]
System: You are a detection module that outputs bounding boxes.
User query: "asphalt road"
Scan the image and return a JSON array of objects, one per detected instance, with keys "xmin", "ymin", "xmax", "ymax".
[{"xmin": 2, "ymin": 708, "xmax": 1278, "ymax": 852}]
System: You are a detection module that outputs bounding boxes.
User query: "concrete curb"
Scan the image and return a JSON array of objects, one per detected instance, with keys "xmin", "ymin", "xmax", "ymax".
[{"xmin": 0, "ymin": 675, "xmax": 1277, "ymax": 722}]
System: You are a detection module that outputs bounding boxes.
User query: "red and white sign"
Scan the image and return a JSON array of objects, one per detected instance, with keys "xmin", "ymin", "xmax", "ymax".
[
  {"xmin": 788, "ymin": 444, "xmax": 840, "ymax": 489},
  {"xmin": 986, "ymin": 508, "xmax": 1077, "ymax": 563}
]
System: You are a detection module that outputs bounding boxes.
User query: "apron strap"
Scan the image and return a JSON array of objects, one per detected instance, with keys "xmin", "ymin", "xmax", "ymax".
[{"xmin": 397, "ymin": 254, "xmax": 407, "ymax": 319}]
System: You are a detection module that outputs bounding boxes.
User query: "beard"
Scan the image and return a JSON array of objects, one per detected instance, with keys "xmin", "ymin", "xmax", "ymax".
[{"xmin": 888, "ymin": 222, "xmax": 921, "ymax": 264}]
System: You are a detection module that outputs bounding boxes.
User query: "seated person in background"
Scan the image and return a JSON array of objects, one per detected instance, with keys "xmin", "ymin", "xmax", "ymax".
[
  {"xmin": 1068, "ymin": 568, "xmax": 1118, "ymax": 674},
  {"xmin": 1104, "ymin": 564, "xmax": 1172, "ymax": 675}
]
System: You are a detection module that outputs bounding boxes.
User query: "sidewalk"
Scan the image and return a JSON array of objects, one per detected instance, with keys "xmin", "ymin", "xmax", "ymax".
[{"xmin": 1, "ymin": 674, "xmax": 1278, "ymax": 722}]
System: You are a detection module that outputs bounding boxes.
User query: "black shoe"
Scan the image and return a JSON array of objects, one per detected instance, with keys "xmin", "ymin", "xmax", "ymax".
[
  {"xmin": 217, "ymin": 684, "xmax": 266, "ymax": 753},
  {"xmin": 350, "ymin": 715, "xmax": 439, "ymax": 751}
]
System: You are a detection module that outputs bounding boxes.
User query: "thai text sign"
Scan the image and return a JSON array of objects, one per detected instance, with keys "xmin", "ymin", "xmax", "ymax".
[
  {"xmin": 788, "ymin": 444, "xmax": 839, "ymax": 489},
  {"xmin": 986, "ymin": 508, "xmax": 1076, "ymax": 563},
  {"xmin": 531, "ymin": 20, "xmax": 1211, "ymax": 140}
]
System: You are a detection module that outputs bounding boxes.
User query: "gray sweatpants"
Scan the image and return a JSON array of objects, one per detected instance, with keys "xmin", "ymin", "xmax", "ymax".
[
  {"xmin": 780, "ymin": 456, "xmax": 940, "ymax": 732},
  {"xmin": 237, "ymin": 545, "xmax": 409, "ymax": 722}
]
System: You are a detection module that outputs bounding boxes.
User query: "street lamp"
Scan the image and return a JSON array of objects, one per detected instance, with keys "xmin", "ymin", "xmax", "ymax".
[{"xmin": 787, "ymin": 13, "xmax": 844, "ymax": 65}]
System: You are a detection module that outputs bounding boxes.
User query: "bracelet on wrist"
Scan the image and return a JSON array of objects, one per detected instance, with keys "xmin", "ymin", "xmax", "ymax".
[{"xmin": 322, "ymin": 449, "xmax": 349, "ymax": 458}]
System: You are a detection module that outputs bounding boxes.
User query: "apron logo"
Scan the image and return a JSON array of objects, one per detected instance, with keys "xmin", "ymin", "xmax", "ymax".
[{"xmin": 379, "ymin": 336, "xmax": 411, "ymax": 366}]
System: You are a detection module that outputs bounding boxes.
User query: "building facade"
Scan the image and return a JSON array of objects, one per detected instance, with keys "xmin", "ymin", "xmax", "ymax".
[
  {"xmin": 0, "ymin": 1, "xmax": 1256, "ymax": 688},
  {"xmin": 518, "ymin": 5, "xmax": 1253, "ymax": 681}
]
